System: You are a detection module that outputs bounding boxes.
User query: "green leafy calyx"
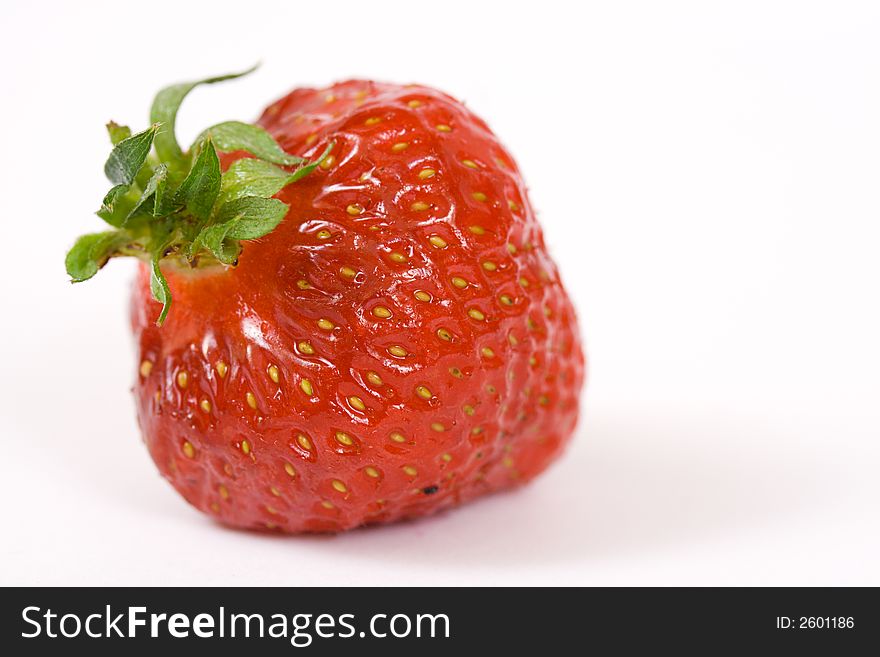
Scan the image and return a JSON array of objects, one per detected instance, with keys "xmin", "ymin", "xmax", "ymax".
[{"xmin": 66, "ymin": 66, "xmax": 332, "ymax": 325}]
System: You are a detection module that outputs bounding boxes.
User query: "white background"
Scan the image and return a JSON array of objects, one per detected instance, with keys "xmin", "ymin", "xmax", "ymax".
[{"xmin": 1, "ymin": 0, "xmax": 878, "ymax": 586}]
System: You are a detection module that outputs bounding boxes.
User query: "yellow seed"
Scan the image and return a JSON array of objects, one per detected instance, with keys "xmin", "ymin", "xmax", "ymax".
[
  {"xmin": 436, "ymin": 327, "xmax": 452, "ymax": 342},
  {"xmin": 487, "ymin": 385, "xmax": 497, "ymax": 394},
  {"xmin": 316, "ymin": 229, "xmax": 332, "ymax": 240},
  {"xmin": 390, "ymin": 431, "xmax": 407, "ymax": 444},
  {"xmin": 481, "ymin": 347, "xmax": 495, "ymax": 358},
  {"xmin": 403, "ymin": 465, "xmax": 418, "ymax": 477},
  {"xmin": 436, "ymin": 124, "xmax": 452, "ymax": 132},
  {"xmin": 319, "ymin": 154, "xmax": 336, "ymax": 170},
  {"xmin": 332, "ymin": 479, "xmax": 348, "ymax": 493},
  {"xmin": 463, "ymin": 404, "xmax": 475, "ymax": 416},
  {"xmin": 519, "ymin": 277, "xmax": 530, "ymax": 287},
  {"xmin": 335, "ymin": 431, "xmax": 354, "ymax": 446},
  {"xmin": 441, "ymin": 453, "xmax": 452, "ymax": 463},
  {"xmin": 544, "ymin": 306, "xmax": 553, "ymax": 318},
  {"xmin": 284, "ymin": 462, "xmax": 297, "ymax": 478},
  {"xmin": 297, "ymin": 434, "xmax": 313, "ymax": 451},
  {"xmin": 176, "ymin": 371, "xmax": 188, "ymax": 388},
  {"xmin": 469, "ymin": 225, "xmax": 486, "ymax": 236},
  {"xmin": 366, "ymin": 371, "xmax": 383, "ymax": 386},
  {"xmin": 431, "ymin": 422, "xmax": 445, "ymax": 432},
  {"xmin": 449, "ymin": 367, "xmax": 463, "ymax": 378},
  {"xmin": 468, "ymin": 308, "xmax": 486, "ymax": 321},
  {"xmin": 451, "ymin": 276, "xmax": 468, "ymax": 289},
  {"xmin": 462, "ymin": 159, "xmax": 478, "ymax": 169},
  {"xmin": 182, "ymin": 441, "xmax": 195, "ymax": 458},
  {"xmin": 539, "ymin": 395, "xmax": 550, "ymax": 406},
  {"xmin": 140, "ymin": 360, "xmax": 153, "ymax": 377},
  {"xmin": 241, "ymin": 440, "xmax": 251, "ymax": 455},
  {"xmin": 265, "ymin": 505, "xmax": 279, "ymax": 515},
  {"xmin": 472, "ymin": 192, "xmax": 487, "ymax": 202},
  {"xmin": 407, "ymin": 99, "xmax": 422, "ymax": 108},
  {"xmin": 503, "ymin": 456, "xmax": 514, "ymax": 468},
  {"xmin": 416, "ymin": 385, "xmax": 433, "ymax": 400},
  {"xmin": 349, "ymin": 396, "xmax": 366, "ymax": 411},
  {"xmin": 200, "ymin": 399, "xmax": 211, "ymax": 413},
  {"xmin": 391, "ymin": 142, "xmax": 409, "ymax": 153},
  {"xmin": 507, "ymin": 243, "xmax": 517, "ymax": 254},
  {"xmin": 300, "ymin": 379, "xmax": 314, "ymax": 396},
  {"xmin": 482, "ymin": 261, "xmax": 497, "ymax": 271},
  {"xmin": 340, "ymin": 266, "xmax": 357, "ymax": 279},
  {"xmin": 268, "ymin": 364, "xmax": 280, "ymax": 383},
  {"xmin": 418, "ymin": 168, "xmax": 436, "ymax": 180},
  {"xmin": 297, "ymin": 279, "xmax": 312, "ymax": 290},
  {"xmin": 388, "ymin": 345, "xmax": 407, "ymax": 358},
  {"xmin": 219, "ymin": 484, "xmax": 229, "ymax": 500},
  {"xmin": 365, "ymin": 466, "xmax": 381, "ymax": 478},
  {"xmin": 428, "ymin": 235, "xmax": 447, "ymax": 248},
  {"xmin": 210, "ymin": 502, "xmax": 220, "ymax": 513},
  {"xmin": 298, "ymin": 341, "xmax": 315, "ymax": 355},
  {"xmin": 414, "ymin": 290, "xmax": 432, "ymax": 302},
  {"xmin": 216, "ymin": 361, "xmax": 228, "ymax": 378},
  {"xmin": 325, "ymin": 93, "xmax": 336, "ymax": 103},
  {"xmin": 410, "ymin": 201, "xmax": 430, "ymax": 212},
  {"xmin": 365, "ymin": 116, "xmax": 382, "ymax": 126},
  {"xmin": 246, "ymin": 392, "xmax": 257, "ymax": 409},
  {"xmin": 508, "ymin": 199, "xmax": 520, "ymax": 211},
  {"xmin": 305, "ymin": 134, "xmax": 318, "ymax": 145},
  {"xmin": 372, "ymin": 306, "xmax": 392, "ymax": 319},
  {"xmin": 508, "ymin": 333, "xmax": 519, "ymax": 346},
  {"xmin": 499, "ymin": 294, "xmax": 513, "ymax": 306},
  {"xmin": 346, "ymin": 203, "xmax": 364, "ymax": 216},
  {"xmin": 389, "ymin": 252, "xmax": 408, "ymax": 263},
  {"xmin": 317, "ymin": 318, "xmax": 335, "ymax": 331},
  {"xmin": 321, "ymin": 500, "xmax": 335, "ymax": 509}
]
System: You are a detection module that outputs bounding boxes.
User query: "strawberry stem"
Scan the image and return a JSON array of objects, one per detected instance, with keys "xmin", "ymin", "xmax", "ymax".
[{"xmin": 66, "ymin": 66, "xmax": 332, "ymax": 326}]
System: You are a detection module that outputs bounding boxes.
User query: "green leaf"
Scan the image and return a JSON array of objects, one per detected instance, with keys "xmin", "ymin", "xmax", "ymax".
[
  {"xmin": 149, "ymin": 253, "xmax": 172, "ymax": 326},
  {"xmin": 150, "ymin": 65, "xmax": 259, "ymax": 165},
  {"xmin": 96, "ymin": 184, "xmax": 130, "ymax": 227},
  {"xmin": 196, "ymin": 196, "xmax": 288, "ymax": 264},
  {"xmin": 197, "ymin": 223, "xmax": 241, "ymax": 264},
  {"xmin": 126, "ymin": 164, "xmax": 170, "ymax": 222},
  {"xmin": 65, "ymin": 231, "xmax": 127, "ymax": 282},
  {"xmin": 217, "ymin": 142, "xmax": 335, "ymax": 205},
  {"xmin": 287, "ymin": 142, "xmax": 334, "ymax": 183},
  {"xmin": 213, "ymin": 196, "xmax": 289, "ymax": 239},
  {"xmin": 198, "ymin": 121, "xmax": 303, "ymax": 165},
  {"xmin": 176, "ymin": 140, "xmax": 221, "ymax": 220},
  {"xmin": 103, "ymin": 124, "xmax": 159, "ymax": 185},
  {"xmin": 106, "ymin": 121, "xmax": 131, "ymax": 145},
  {"xmin": 218, "ymin": 158, "xmax": 297, "ymax": 204}
]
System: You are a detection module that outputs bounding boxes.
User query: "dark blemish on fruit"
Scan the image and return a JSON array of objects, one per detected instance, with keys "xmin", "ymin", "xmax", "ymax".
[{"xmin": 422, "ymin": 485, "xmax": 439, "ymax": 495}]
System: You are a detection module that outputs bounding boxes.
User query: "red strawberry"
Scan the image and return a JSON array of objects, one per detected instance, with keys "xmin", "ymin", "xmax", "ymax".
[{"xmin": 68, "ymin": 70, "xmax": 585, "ymax": 532}]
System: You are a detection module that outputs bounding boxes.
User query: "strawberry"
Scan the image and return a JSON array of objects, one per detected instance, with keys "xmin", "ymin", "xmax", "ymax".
[{"xmin": 68, "ymin": 70, "xmax": 585, "ymax": 532}]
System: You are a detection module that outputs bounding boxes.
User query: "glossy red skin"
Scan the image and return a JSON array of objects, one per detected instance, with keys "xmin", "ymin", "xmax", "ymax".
[{"xmin": 131, "ymin": 81, "xmax": 585, "ymax": 532}]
